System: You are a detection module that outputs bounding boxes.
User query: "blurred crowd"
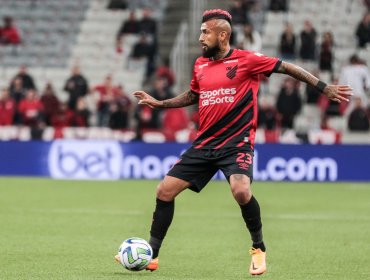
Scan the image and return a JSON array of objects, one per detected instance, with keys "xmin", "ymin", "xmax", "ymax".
[
  {"xmin": 0, "ymin": 63, "xmax": 199, "ymax": 141},
  {"xmin": 0, "ymin": 0, "xmax": 370, "ymax": 142}
]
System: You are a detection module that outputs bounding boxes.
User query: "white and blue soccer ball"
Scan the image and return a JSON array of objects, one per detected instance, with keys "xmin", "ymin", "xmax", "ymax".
[{"xmin": 117, "ymin": 237, "xmax": 153, "ymax": 271}]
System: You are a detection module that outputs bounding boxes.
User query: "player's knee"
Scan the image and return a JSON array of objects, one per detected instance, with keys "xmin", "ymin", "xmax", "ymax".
[
  {"xmin": 232, "ymin": 186, "xmax": 252, "ymax": 205},
  {"xmin": 156, "ymin": 181, "xmax": 176, "ymax": 201}
]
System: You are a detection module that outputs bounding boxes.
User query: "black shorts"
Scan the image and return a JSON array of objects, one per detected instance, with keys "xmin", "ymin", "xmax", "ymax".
[{"xmin": 167, "ymin": 146, "xmax": 254, "ymax": 193}]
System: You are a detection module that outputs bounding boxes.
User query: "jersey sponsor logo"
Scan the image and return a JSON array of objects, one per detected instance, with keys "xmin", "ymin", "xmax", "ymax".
[
  {"xmin": 226, "ymin": 65, "xmax": 238, "ymax": 79},
  {"xmin": 200, "ymin": 87, "xmax": 237, "ymax": 106}
]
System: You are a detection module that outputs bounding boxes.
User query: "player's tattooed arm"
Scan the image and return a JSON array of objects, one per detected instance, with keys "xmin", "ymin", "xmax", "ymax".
[
  {"xmin": 162, "ymin": 90, "xmax": 199, "ymax": 108},
  {"xmin": 276, "ymin": 61, "xmax": 319, "ymax": 87},
  {"xmin": 133, "ymin": 90, "xmax": 199, "ymax": 108},
  {"xmin": 276, "ymin": 61, "xmax": 352, "ymax": 103}
]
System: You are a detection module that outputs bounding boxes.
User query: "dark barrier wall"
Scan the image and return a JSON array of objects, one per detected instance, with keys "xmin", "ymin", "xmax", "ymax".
[{"xmin": 1, "ymin": 140, "xmax": 369, "ymax": 182}]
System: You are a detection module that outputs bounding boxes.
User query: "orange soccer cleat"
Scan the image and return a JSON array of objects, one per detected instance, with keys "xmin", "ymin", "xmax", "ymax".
[
  {"xmin": 145, "ymin": 258, "xmax": 159, "ymax": 271},
  {"xmin": 249, "ymin": 248, "xmax": 266, "ymax": 276}
]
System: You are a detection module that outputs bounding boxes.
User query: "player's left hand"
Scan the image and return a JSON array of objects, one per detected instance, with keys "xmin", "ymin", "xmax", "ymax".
[{"xmin": 323, "ymin": 85, "xmax": 353, "ymax": 103}]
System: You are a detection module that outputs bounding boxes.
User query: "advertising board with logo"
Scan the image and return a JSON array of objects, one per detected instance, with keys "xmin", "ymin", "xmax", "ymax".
[{"xmin": 0, "ymin": 141, "xmax": 369, "ymax": 182}]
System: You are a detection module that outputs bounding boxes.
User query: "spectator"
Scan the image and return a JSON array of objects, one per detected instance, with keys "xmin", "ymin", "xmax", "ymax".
[
  {"xmin": 151, "ymin": 77, "xmax": 172, "ymax": 101},
  {"xmin": 155, "ymin": 57, "xmax": 175, "ymax": 88},
  {"xmin": 0, "ymin": 88, "xmax": 16, "ymax": 125},
  {"xmin": 162, "ymin": 108, "xmax": 190, "ymax": 141},
  {"xmin": 51, "ymin": 103, "xmax": 73, "ymax": 129},
  {"xmin": 348, "ymin": 97, "xmax": 370, "ymax": 131},
  {"xmin": 108, "ymin": 102, "xmax": 129, "ymax": 129},
  {"xmin": 70, "ymin": 97, "xmax": 90, "ymax": 127},
  {"xmin": 0, "ymin": 16, "xmax": 21, "ymax": 45},
  {"xmin": 93, "ymin": 75, "xmax": 121, "ymax": 127},
  {"xmin": 40, "ymin": 83, "xmax": 60, "ymax": 126},
  {"xmin": 237, "ymin": 23, "xmax": 262, "ymax": 52},
  {"xmin": 138, "ymin": 8, "xmax": 157, "ymax": 38},
  {"xmin": 9, "ymin": 77, "xmax": 26, "ymax": 104},
  {"xmin": 117, "ymin": 10, "xmax": 139, "ymax": 34},
  {"xmin": 319, "ymin": 31, "xmax": 334, "ymax": 72},
  {"xmin": 116, "ymin": 10, "xmax": 140, "ymax": 51},
  {"xmin": 229, "ymin": 0, "xmax": 248, "ymax": 25},
  {"xmin": 355, "ymin": 12, "xmax": 370, "ymax": 48},
  {"xmin": 107, "ymin": 0, "xmax": 127, "ymax": 10},
  {"xmin": 133, "ymin": 77, "xmax": 170, "ymax": 134},
  {"xmin": 248, "ymin": 2, "xmax": 265, "ymax": 35},
  {"xmin": 134, "ymin": 105, "xmax": 161, "ymax": 132},
  {"xmin": 279, "ymin": 22, "xmax": 296, "ymax": 60},
  {"xmin": 108, "ymin": 84, "xmax": 132, "ymax": 129},
  {"xmin": 229, "ymin": 0, "xmax": 248, "ymax": 45},
  {"xmin": 131, "ymin": 33, "xmax": 154, "ymax": 59},
  {"xmin": 10, "ymin": 65, "xmax": 36, "ymax": 91},
  {"xmin": 276, "ymin": 78, "xmax": 302, "ymax": 129},
  {"xmin": 299, "ymin": 20, "xmax": 317, "ymax": 61},
  {"xmin": 269, "ymin": 0, "xmax": 288, "ymax": 12},
  {"xmin": 339, "ymin": 54, "xmax": 370, "ymax": 109},
  {"xmin": 63, "ymin": 65, "xmax": 89, "ymax": 110},
  {"xmin": 130, "ymin": 33, "xmax": 156, "ymax": 79},
  {"xmin": 18, "ymin": 89, "xmax": 44, "ymax": 126},
  {"xmin": 258, "ymin": 97, "xmax": 277, "ymax": 130}
]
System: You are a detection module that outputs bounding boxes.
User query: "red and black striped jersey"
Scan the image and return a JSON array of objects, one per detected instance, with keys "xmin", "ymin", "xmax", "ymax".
[{"xmin": 190, "ymin": 49, "xmax": 281, "ymax": 149}]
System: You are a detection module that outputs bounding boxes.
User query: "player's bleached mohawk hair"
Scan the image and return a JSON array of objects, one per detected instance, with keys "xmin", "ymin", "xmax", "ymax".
[{"xmin": 202, "ymin": 9, "xmax": 232, "ymax": 25}]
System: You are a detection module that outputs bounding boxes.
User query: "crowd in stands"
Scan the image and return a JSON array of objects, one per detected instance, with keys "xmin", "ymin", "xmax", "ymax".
[
  {"xmin": 0, "ymin": 61, "xmax": 200, "ymax": 141},
  {"xmin": 0, "ymin": 0, "xmax": 370, "ymax": 142}
]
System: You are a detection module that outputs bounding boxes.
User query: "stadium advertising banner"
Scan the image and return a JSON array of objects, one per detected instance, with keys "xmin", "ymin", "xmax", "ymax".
[{"xmin": 1, "ymin": 140, "xmax": 369, "ymax": 182}]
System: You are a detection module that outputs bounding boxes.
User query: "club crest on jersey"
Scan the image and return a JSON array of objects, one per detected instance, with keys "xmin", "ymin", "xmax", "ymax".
[{"xmin": 226, "ymin": 65, "xmax": 238, "ymax": 79}]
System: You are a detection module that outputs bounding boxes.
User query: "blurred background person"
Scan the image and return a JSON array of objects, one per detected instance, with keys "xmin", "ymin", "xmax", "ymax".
[
  {"xmin": 276, "ymin": 78, "xmax": 302, "ymax": 129},
  {"xmin": 18, "ymin": 89, "xmax": 44, "ymax": 126},
  {"xmin": 279, "ymin": 22, "xmax": 296, "ymax": 60},
  {"xmin": 339, "ymin": 54, "xmax": 370, "ymax": 110},
  {"xmin": 319, "ymin": 31, "xmax": 334, "ymax": 73},
  {"xmin": 355, "ymin": 12, "xmax": 370, "ymax": 48},
  {"xmin": 237, "ymin": 23, "xmax": 262, "ymax": 52},
  {"xmin": 64, "ymin": 66, "xmax": 89, "ymax": 111},
  {"xmin": 0, "ymin": 88, "xmax": 16, "ymax": 126},
  {"xmin": 348, "ymin": 96, "xmax": 370, "ymax": 131},
  {"xmin": 0, "ymin": 16, "xmax": 21, "ymax": 45},
  {"xmin": 40, "ymin": 83, "xmax": 60, "ymax": 126},
  {"xmin": 299, "ymin": 20, "xmax": 317, "ymax": 61}
]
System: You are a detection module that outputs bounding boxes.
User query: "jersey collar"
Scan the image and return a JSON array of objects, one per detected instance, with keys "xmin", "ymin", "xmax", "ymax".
[{"xmin": 209, "ymin": 48, "xmax": 234, "ymax": 61}]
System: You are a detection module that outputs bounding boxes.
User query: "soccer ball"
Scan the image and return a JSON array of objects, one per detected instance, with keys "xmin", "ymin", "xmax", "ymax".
[{"xmin": 117, "ymin": 237, "xmax": 153, "ymax": 271}]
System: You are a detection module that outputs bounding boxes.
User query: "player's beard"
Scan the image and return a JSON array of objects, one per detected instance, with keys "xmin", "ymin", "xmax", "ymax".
[{"xmin": 202, "ymin": 43, "xmax": 221, "ymax": 58}]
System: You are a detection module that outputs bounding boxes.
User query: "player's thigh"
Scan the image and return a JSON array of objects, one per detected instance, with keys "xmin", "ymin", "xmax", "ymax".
[
  {"xmin": 156, "ymin": 175, "xmax": 192, "ymax": 201},
  {"xmin": 167, "ymin": 147, "xmax": 218, "ymax": 193},
  {"xmin": 218, "ymin": 149, "xmax": 254, "ymax": 203}
]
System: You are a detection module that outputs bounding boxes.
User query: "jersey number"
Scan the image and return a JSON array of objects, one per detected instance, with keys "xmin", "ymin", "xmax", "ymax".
[{"xmin": 236, "ymin": 153, "xmax": 252, "ymax": 164}]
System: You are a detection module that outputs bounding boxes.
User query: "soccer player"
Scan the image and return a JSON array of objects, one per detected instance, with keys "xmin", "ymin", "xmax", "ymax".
[{"xmin": 116, "ymin": 9, "xmax": 352, "ymax": 275}]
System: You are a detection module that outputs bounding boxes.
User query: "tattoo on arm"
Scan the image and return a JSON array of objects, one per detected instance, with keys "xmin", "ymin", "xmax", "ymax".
[
  {"xmin": 162, "ymin": 90, "xmax": 199, "ymax": 108},
  {"xmin": 276, "ymin": 61, "xmax": 320, "ymax": 87}
]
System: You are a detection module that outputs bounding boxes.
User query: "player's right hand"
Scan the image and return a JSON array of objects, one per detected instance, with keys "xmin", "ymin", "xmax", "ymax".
[{"xmin": 133, "ymin": 91, "xmax": 163, "ymax": 108}]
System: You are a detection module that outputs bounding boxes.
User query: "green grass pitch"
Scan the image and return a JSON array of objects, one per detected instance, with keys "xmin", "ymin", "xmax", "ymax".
[{"xmin": 0, "ymin": 177, "xmax": 369, "ymax": 279}]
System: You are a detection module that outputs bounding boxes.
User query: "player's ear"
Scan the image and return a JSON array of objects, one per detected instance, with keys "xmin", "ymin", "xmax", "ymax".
[{"xmin": 218, "ymin": 31, "xmax": 227, "ymax": 42}]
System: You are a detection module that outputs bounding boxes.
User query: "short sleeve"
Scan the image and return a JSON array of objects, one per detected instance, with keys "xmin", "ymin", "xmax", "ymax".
[
  {"xmin": 190, "ymin": 65, "xmax": 200, "ymax": 94},
  {"xmin": 245, "ymin": 52, "xmax": 282, "ymax": 77}
]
